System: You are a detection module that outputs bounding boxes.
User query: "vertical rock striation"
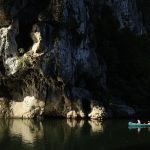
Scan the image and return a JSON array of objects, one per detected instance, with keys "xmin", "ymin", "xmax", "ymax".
[{"xmin": 106, "ymin": 0, "xmax": 144, "ymax": 34}]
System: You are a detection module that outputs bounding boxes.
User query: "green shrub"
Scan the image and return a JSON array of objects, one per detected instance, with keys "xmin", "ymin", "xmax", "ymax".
[{"xmin": 18, "ymin": 48, "xmax": 25, "ymax": 54}]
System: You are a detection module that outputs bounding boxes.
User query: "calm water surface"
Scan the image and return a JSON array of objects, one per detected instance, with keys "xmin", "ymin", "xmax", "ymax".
[{"xmin": 0, "ymin": 119, "xmax": 150, "ymax": 150}]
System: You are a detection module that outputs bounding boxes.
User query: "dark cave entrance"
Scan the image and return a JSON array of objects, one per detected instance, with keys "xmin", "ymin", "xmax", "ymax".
[
  {"xmin": 82, "ymin": 99, "xmax": 91, "ymax": 117},
  {"xmin": 16, "ymin": 0, "xmax": 48, "ymax": 52},
  {"xmin": 15, "ymin": 0, "xmax": 51, "ymax": 55},
  {"xmin": 16, "ymin": 20, "xmax": 34, "ymax": 54},
  {"xmin": 15, "ymin": 6, "xmax": 37, "ymax": 55},
  {"xmin": 13, "ymin": 0, "xmax": 55, "ymax": 55}
]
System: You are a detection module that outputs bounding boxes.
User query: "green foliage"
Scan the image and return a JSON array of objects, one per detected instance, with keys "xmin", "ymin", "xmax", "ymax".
[
  {"xmin": 18, "ymin": 48, "xmax": 25, "ymax": 54},
  {"xmin": 18, "ymin": 58, "xmax": 25, "ymax": 69},
  {"xmin": 17, "ymin": 55, "xmax": 30, "ymax": 69}
]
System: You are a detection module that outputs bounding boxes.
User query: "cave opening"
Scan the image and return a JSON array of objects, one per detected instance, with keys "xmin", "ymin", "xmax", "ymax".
[
  {"xmin": 15, "ymin": 5, "xmax": 37, "ymax": 55},
  {"xmin": 15, "ymin": 0, "xmax": 52, "ymax": 55},
  {"xmin": 82, "ymin": 99, "xmax": 91, "ymax": 117},
  {"xmin": 16, "ymin": 20, "xmax": 33, "ymax": 55}
]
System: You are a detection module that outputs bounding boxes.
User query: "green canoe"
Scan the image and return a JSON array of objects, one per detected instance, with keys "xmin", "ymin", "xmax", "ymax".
[{"xmin": 128, "ymin": 122, "xmax": 150, "ymax": 128}]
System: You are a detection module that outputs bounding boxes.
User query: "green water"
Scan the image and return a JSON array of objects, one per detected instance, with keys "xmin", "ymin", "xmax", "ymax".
[{"xmin": 0, "ymin": 119, "xmax": 150, "ymax": 150}]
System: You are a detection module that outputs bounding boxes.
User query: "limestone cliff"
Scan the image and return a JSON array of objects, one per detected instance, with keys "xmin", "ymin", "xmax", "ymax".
[{"xmin": 0, "ymin": 0, "xmax": 149, "ymax": 119}]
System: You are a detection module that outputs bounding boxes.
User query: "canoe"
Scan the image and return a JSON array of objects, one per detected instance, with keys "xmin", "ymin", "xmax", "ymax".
[{"xmin": 128, "ymin": 122, "xmax": 150, "ymax": 128}]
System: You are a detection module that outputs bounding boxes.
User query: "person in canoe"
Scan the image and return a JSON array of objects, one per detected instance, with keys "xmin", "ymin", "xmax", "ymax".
[
  {"xmin": 137, "ymin": 119, "xmax": 141, "ymax": 124},
  {"xmin": 137, "ymin": 120, "xmax": 150, "ymax": 124}
]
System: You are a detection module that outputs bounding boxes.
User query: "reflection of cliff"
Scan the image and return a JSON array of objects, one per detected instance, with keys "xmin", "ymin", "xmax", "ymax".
[
  {"xmin": 9, "ymin": 119, "xmax": 43, "ymax": 143},
  {"xmin": 42, "ymin": 120, "xmax": 85, "ymax": 150},
  {"xmin": 0, "ymin": 119, "xmax": 9, "ymax": 142},
  {"xmin": 88, "ymin": 120, "xmax": 103, "ymax": 133},
  {"xmin": 1, "ymin": 119, "xmax": 150, "ymax": 150},
  {"xmin": 0, "ymin": 119, "xmax": 106, "ymax": 149},
  {"xmin": 41, "ymin": 119, "xmax": 104, "ymax": 150},
  {"xmin": 67, "ymin": 119, "xmax": 84, "ymax": 128}
]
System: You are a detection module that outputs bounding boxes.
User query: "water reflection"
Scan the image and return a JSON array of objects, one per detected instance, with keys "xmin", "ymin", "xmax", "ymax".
[
  {"xmin": 67, "ymin": 119, "xmax": 77, "ymax": 128},
  {"xmin": 9, "ymin": 119, "xmax": 43, "ymax": 144},
  {"xmin": 67, "ymin": 119, "xmax": 84, "ymax": 128},
  {"xmin": 128, "ymin": 126, "xmax": 150, "ymax": 134},
  {"xmin": 137, "ymin": 128, "xmax": 141, "ymax": 133},
  {"xmin": 0, "ymin": 119, "xmax": 150, "ymax": 150},
  {"xmin": 0, "ymin": 119, "xmax": 9, "ymax": 142},
  {"xmin": 88, "ymin": 120, "xmax": 104, "ymax": 133},
  {"xmin": 0, "ymin": 119, "xmax": 103, "ymax": 146}
]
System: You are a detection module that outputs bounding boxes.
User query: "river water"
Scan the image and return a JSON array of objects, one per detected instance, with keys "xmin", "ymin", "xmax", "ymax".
[{"xmin": 0, "ymin": 119, "xmax": 150, "ymax": 150}]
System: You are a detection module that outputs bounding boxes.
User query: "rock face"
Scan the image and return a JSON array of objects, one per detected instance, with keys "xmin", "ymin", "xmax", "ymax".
[
  {"xmin": 0, "ymin": 96, "xmax": 44, "ymax": 118},
  {"xmin": 106, "ymin": 0, "xmax": 144, "ymax": 34},
  {"xmin": 0, "ymin": 0, "xmax": 150, "ymax": 118}
]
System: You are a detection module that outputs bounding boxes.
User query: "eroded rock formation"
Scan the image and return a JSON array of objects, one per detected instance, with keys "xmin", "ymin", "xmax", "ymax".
[{"xmin": 0, "ymin": 0, "xmax": 150, "ymax": 119}]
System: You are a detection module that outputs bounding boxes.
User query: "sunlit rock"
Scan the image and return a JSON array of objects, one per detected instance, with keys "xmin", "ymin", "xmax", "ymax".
[
  {"xmin": 0, "ymin": 0, "xmax": 148, "ymax": 119},
  {"xmin": 5, "ymin": 57, "xmax": 18, "ymax": 75},
  {"xmin": 10, "ymin": 96, "xmax": 45, "ymax": 118},
  {"xmin": 31, "ymin": 25, "xmax": 43, "ymax": 56},
  {"xmin": 88, "ymin": 105, "xmax": 105, "ymax": 119},
  {"xmin": 67, "ymin": 110, "xmax": 85, "ymax": 119},
  {"xmin": 67, "ymin": 110, "xmax": 77, "ymax": 119},
  {"xmin": 0, "ymin": 20, "xmax": 19, "ymax": 75},
  {"xmin": 77, "ymin": 110, "xmax": 85, "ymax": 118}
]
